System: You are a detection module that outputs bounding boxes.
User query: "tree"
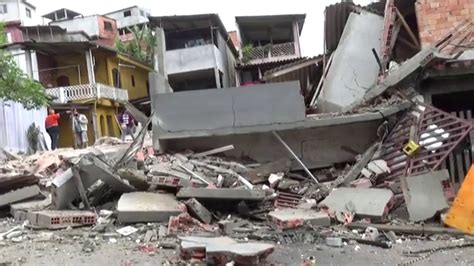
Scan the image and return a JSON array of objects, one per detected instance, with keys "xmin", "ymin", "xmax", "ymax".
[
  {"xmin": 0, "ymin": 23, "xmax": 49, "ymax": 109},
  {"xmin": 116, "ymin": 25, "xmax": 156, "ymax": 66}
]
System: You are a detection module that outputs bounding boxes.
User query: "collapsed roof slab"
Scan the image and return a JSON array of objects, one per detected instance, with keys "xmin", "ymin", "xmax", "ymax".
[
  {"xmin": 319, "ymin": 10, "xmax": 384, "ymax": 113},
  {"xmin": 156, "ymin": 103, "xmax": 410, "ymax": 170}
]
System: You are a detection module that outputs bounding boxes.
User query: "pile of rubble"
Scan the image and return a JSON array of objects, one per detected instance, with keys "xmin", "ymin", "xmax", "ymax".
[{"xmin": 0, "ymin": 110, "xmax": 473, "ymax": 264}]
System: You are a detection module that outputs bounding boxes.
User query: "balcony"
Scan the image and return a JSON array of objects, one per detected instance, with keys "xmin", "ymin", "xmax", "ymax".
[
  {"xmin": 46, "ymin": 83, "xmax": 129, "ymax": 103},
  {"xmin": 244, "ymin": 42, "xmax": 298, "ymax": 64},
  {"xmin": 165, "ymin": 44, "xmax": 223, "ymax": 75}
]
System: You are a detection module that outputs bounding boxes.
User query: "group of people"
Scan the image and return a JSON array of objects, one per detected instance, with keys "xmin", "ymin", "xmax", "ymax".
[{"xmin": 45, "ymin": 108, "xmax": 135, "ymax": 150}]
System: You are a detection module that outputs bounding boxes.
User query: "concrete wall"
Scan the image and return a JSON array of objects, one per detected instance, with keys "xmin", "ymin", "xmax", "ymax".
[
  {"xmin": 0, "ymin": 0, "xmax": 41, "ymax": 26},
  {"xmin": 51, "ymin": 16, "xmax": 100, "ymax": 37},
  {"xmin": 165, "ymin": 44, "xmax": 220, "ymax": 75},
  {"xmin": 217, "ymin": 32, "xmax": 238, "ymax": 88},
  {"xmin": 165, "ymin": 119, "xmax": 380, "ymax": 169},
  {"xmin": 105, "ymin": 55, "xmax": 150, "ymax": 100},
  {"xmin": 154, "ymin": 81, "xmax": 306, "ymax": 133},
  {"xmin": 106, "ymin": 7, "xmax": 149, "ymax": 29},
  {"xmin": 319, "ymin": 11, "xmax": 383, "ymax": 113},
  {"xmin": 416, "ymin": 0, "xmax": 474, "ymax": 47}
]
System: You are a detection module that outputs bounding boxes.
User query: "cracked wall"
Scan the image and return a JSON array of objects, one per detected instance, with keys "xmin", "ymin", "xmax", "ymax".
[{"xmin": 319, "ymin": 10, "xmax": 384, "ymax": 113}]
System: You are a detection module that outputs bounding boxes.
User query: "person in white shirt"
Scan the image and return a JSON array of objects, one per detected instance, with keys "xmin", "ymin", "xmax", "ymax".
[{"xmin": 72, "ymin": 109, "xmax": 89, "ymax": 149}]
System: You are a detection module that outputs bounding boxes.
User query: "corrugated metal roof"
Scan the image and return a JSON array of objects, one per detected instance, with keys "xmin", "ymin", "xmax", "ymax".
[
  {"xmin": 236, "ymin": 57, "xmax": 305, "ymax": 69},
  {"xmin": 262, "ymin": 55, "xmax": 325, "ymax": 103}
]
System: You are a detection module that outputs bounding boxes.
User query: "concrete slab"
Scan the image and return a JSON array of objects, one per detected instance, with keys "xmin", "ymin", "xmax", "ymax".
[
  {"xmin": 405, "ymin": 170, "xmax": 450, "ymax": 222},
  {"xmin": 0, "ymin": 185, "xmax": 41, "ymax": 207},
  {"xmin": 117, "ymin": 192, "xmax": 183, "ymax": 223},
  {"xmin": 319, "ymin": 187, "xmax": 394, "ymax": 220},
  {"xmin": 185, "ymin": 198, "xmax": 212, "ymax": 224},
  {"xmin": 176, "ymin": 188, "xmax": 266, "ymax": 201},
  {"xmin": 154, "ymin": 81, "xmax": 305, "ymax": 133},
  {"xmin": 319, "ymin": 10, "xmax": 384, "ymax": 112},
  {"xmin": 268, "ymin": 209, "xmax": 330, "ymax": 229}
]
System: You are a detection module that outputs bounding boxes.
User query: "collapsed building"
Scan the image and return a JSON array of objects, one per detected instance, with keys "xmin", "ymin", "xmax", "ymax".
[{"xmin": 0, "ymin": 0, "xmax": 473, "ymax": 265}]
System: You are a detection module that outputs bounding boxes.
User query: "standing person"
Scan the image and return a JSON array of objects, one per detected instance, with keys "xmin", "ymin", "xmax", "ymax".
[
  {"xmin": 118, "ymin": 110, "xmax": 136, "ymax": 141},
  {"xmin": 45, "ymin": 108, "xmax": 61, "ymax": 150},
  {"xmin": 72, "ymin": 109, "xmax": 89, "ymax": 149}
]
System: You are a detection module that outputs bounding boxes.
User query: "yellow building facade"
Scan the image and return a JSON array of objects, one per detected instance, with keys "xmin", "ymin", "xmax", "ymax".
[{"xmin": 26, "ymin": 42, "xmax": 153, "ymax": 148}]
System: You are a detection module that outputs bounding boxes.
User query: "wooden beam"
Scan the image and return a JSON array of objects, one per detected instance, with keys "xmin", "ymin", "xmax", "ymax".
[{"xmin": 395, "ymin": 8, "xmax": 420, "ymax": 49}]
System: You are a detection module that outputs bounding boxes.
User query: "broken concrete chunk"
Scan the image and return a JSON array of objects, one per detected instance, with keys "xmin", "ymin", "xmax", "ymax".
[
  {"xmin": 177, "ymin": 188, "xmax": 266, "ymax": 201},
  {"xmin": 246, "ymin": 158, "xmax": 291, "ymax": 184},
  {"xmin": 117, "ymin": 192, "xmax": 183, "ymax": 223},
  {"xmin": 192, "ymin": 145, "xmax": 235, "ymax": 158},
  {"xmin": 319, "ymin": 188, "xmax": 394, "ymax": 220},
  {"xmin": 117, "ymin": 168, "xmax": 150, "ymax": 190},
  {"xmin": 80, "ymin": 156, "xmax": 136, "ymax": 192},
  {"xmin": 326, "ymin": 237, "xmax": 343, "ymax": 247},
  {"xmin": 405, "ymin": 170, "xmax": 450, "ymax": 222},
  {"xmin": 0, "ymin": 185, "xmax": 41, "ymax": 207},
  {"xmin": 277, "ymin": 179, "xmax": 300, "ymax": 190},
  {"xmin": 51, "ymin": 168, "xmax": 97, "ymax": 210},
  {"xmin": 268, "ymin": 209, "xmax": 330, "ymax": 229},
  {"xmin": 179, "ymin": 236, "xmax": 274, "ymax": 265},
  {"xmin": 26, "ymin": 210, "xmax": 96, "ymax": 229},
  {"xmin": 116, "ymin": 226, "xmax": 138, "ymax": 236},
  {"xmin": 185, "ymin": 198, "xmax": 212, "ymax": 224},
  {"xmin": 10, "ymin": 195, "xmax": 51, "ymax": 222}
]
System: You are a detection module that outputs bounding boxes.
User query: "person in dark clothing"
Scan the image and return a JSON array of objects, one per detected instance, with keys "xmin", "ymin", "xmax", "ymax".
[
  {"xmin": 118, "ymin": 110, "xmax": 136, "ymax": 141},
  {"xmin": 45, "ymin": 108, "xmax": 61, "ymax": 150}
]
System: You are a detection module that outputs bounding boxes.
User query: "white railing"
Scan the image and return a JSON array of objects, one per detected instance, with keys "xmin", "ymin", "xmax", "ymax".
[
  {"xmin": 248, "ymin": 42, "xmax": 297, "ymax": 60},
  {"xmin": 46, "ymin": 83, "xmax": 129, "ymax": 103}
]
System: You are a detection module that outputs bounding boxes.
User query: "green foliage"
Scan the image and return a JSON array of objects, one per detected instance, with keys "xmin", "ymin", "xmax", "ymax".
[
  {"xmin": 0, "ymin": 23, "xmax": 49, "ymax": 109},
  {"xmin": 115, "ymin": 25, "xmax": 156, "ymax": 66},
  {"xmin": 26, "ymin": 123, "xmax": 40, "ymax": 153},
  {"xmin": 241, "ymin": 43, "xmax": 254, "ymax": 64}
]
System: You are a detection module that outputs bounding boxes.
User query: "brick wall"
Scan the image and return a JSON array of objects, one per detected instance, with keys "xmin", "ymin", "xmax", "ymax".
[{"xmin": 415, "ymin": 0, "xmax": 474, "ymax": 47}]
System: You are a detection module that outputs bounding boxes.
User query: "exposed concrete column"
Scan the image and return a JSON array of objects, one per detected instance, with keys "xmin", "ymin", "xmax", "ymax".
[
  {"xmin": 292, "ymin": 21, "xmax": 301, "ymax": 57},
  {"xmin": 154, "ymin": 27, "xmax": 166, "ymax": 77},
  {"xmin": 151, "ymin": 27, "xmax": 171, "ymax": 152},
  {"xmin": 85, "ymin": 49, "xmax": 96, "ymax": 84},
  {"xmin": 214, "ymin": 68, "xmax": 222, "ymax": 88},
  {"xmin": 24, "ymin": 50, "xmax": 33, "ymax": 78}
]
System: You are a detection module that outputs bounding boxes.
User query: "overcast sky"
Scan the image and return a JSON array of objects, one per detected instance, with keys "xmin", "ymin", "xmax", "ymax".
[{"xmin": 32, "ymin": 0, "xmax": 374, "ymax": 56}]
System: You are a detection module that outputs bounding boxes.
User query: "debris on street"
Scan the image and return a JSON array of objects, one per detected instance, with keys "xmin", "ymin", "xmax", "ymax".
[{"xmin": 0, "ymin": 1, "xmax": 473, "ymax": 265}]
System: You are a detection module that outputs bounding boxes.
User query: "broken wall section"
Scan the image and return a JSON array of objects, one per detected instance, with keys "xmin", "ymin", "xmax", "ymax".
[
  {"xmin": 153, "ymin": 81, "xmax": 306, "ymax": 133},
  {"xmin": 319, "ymin": 10, "xmax": 384, "ymax": 113}
]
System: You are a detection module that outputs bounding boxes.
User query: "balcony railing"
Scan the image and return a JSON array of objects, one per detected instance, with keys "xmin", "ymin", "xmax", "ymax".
[
  {"xmin": 46, "ymin": 83, "xmax": 129, "ymax": 103},
  {"xmin": 247, "ymin": 42, "xmax": 297, "ymax": 61}
]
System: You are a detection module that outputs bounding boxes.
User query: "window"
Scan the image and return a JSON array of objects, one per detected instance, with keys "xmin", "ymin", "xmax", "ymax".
[
  {"xmin": 131, "ymin": 75, "xmax": 135, "ymax": 87},
  {"xmin": 25, "ymin": 8, "xmax": 31, "ymax": 18},
  {"xmin": 139, "ymin": 10, "xmax": 145, "ymax": 17},
  {"xmin": 0, "ymin": 4, "xmax": 7, "ymax": 14},
  {"xmin": 123, "ymin": 10, "xmax": 131, "ymax": 17},
  {"xmin": 104, "ymin": 21, "xmax": 113, "ymax": 31},
  {"xmin": 112, "ymin": 68, "xmax": 121, "ymax": 88}
]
